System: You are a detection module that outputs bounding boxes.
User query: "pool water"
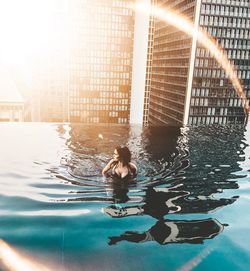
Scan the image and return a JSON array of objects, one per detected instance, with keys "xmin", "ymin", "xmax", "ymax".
[{"xmin": 0, "ymin": 122, "xmax": 250, "ymax": 271}]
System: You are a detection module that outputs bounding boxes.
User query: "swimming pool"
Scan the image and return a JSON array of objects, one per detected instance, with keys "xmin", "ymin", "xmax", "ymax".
[{"xmin": 0, "ymin": 122, "xmax": 250, "ymax": 271}]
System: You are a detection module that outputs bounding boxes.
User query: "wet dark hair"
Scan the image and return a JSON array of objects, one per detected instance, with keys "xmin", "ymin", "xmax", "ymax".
[{"xmin": 115, "ymin": 146, "xmax": 131, "ymax": 165}]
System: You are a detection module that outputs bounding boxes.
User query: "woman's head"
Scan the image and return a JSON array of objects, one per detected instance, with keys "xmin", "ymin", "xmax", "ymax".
[{"xmin": 113, "ymin": 146, "xmax": 131, "ymax": 165}]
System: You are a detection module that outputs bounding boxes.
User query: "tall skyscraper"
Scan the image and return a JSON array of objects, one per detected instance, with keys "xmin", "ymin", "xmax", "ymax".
[
  {"xmin": 144, "ymin": 0, "xmax": 250, "ymax": 126},
  {"xmin": 68, "ymin": 0, "xmax": 134, "ymax": 124},
  {"xmin": 32, "ymin": 0, "xmax": 135, "ymax": 124}
]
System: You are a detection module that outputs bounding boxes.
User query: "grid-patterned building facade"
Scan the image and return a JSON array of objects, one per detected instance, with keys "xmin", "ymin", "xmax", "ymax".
[
  {"xmin": 189, "ymin": 0, "xmax": 250, "ymax": 125},
  {"xmin": 146, "ymin": 0, "xmax": 197, "ymax": 125},
  {"xmin": 143, "ymin": 0, "xmax": 156, "ymax": 126},
  {"xmin": 145, "ymin": 0, "xmax": 250, "ymax": 126},
  {"xmin": 31, "ymin": 0, "xmax": 134, "ymax": 124},
  {"xmin": 68, "ymin": 0, "xmax": 134, "ymax": 124}
]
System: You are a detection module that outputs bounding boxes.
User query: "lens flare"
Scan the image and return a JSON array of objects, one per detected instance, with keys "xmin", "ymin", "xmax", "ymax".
[
  {"xmin": 133, "ymin": 2, "xmax": 249, "ymax": 115},
  {"xmin": 0, "ymin": 239, "xmax": 52, "ymax": 271},
  {"xmin": 177, "ymin": 247, "xmax": 213, "ymax": 271}
]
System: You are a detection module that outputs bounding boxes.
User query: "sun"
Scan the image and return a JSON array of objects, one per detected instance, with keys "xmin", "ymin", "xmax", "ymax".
[{"xmin": 0, "ymin": 0, "xmax": 62, "ymax": 68}]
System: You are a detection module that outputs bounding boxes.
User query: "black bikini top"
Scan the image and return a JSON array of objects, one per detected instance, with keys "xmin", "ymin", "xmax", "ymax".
[{"xmin": 111, "ymin": 162, "xmax": 133, "ymax": 180}]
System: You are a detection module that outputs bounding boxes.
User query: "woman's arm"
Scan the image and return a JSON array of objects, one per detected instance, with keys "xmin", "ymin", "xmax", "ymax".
[
  {"xmin": 102, "ymin": 159, "xmax": 115, "ymax": 175},
  {"xmin": 129, "ymin": 162, "xmax": 138, "ymax": 177}
]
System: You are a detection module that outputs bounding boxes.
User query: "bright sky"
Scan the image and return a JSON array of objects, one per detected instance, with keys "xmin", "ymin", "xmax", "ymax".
[
  {"xmin": 0, "ymin": 0, "xmax": 53, "ymax": 65},
  {"xmin": 0, "ymin": 0, "xmax": 57, "ymax": 100}
]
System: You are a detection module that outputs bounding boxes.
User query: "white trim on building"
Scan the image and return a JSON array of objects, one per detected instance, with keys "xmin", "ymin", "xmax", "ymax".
[{"xmin": 130, "ymin": 0, "xmax": 151, "ymax": 124}]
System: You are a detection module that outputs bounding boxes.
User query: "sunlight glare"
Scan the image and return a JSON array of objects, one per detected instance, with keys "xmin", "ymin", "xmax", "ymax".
[
  {"xmin": 0, "ymin": 239, "xmax": 52, "ymax": 271},
  {"xmin": 0, "ymin": 0, "xmax": 64, "ymax": 68}
]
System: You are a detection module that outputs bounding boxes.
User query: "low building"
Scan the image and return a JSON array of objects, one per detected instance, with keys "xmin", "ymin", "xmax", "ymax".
[{"xmin": 0, "ymin": 68, "xmax": 24, "ymax": 122}]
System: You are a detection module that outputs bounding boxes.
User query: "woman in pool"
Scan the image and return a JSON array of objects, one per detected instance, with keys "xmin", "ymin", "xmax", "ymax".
[{"xmin": 102, "ymin": 146, "xmax": 137, "ymax": 180}]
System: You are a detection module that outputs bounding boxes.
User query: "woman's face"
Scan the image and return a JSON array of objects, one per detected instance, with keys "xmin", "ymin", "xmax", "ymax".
[{"xmin": 113, "ymin": 149, "xmax": 119, "ymax": 161}]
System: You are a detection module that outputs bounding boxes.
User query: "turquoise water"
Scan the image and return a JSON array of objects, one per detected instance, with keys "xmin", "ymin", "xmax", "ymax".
[{"xmin": 0, "ymin": 122, "xmax": 250, "ymax": 271}]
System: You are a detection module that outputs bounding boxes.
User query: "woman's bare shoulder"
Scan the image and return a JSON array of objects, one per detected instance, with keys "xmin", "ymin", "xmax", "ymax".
[
  {"xmin": 129, "ymin": 162, "xmax": 137, "ymax": 172},
  {"xmin": 129, "ymin": 161, "xmax": 137, "ymax": 167}
]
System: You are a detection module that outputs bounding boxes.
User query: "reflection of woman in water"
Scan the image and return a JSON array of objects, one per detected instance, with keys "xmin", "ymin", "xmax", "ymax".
[
  {"xmin": 104, "ymin": 186, "xmax": 238, "ymax": 219},
  {"xmin": 102, "ymin": 146, "xmax": 137, "ymax": 181},
  {"xmin": 108, "ymin": 218, "xmax": 226, "ymax": 246}
]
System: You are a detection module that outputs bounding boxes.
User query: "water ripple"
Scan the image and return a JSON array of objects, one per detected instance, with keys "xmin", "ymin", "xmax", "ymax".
[{"xmin": 0, "ymin": 124, "xmax": 248, "ymax": 221}]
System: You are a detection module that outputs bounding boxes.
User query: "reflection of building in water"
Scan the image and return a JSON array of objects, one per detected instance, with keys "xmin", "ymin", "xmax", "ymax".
[
  {"xmin": 143, "ymin": 0, "xmax": 250, "ymax": 125},
  {"xmin": 108, "ymin": 218, "xmax": 225, "ymax": 245},
  {"xmin": 185, "ymin": 125, "xmax": 246, "ymax": 190},
  {"xmin": 67, "ymin": 124, "xmax": 130, "ymax": 153},
  {"xmin": 103, "ymin": 185, "xmax": 233, "ymax": 245},
  {"xmin": 0, "ymin": 68, "xmax": 24, "ymax": 122},
  {"xmin": 142, "ymin": 126, "xmax": 182, "ymax": 159},
  {"xmin": 138, "ymin": 126, "xmax": 189, "ymax": 180},
  {"xmin": 61, "ymin": 124, "xmax": 131, "ymax": 177}
]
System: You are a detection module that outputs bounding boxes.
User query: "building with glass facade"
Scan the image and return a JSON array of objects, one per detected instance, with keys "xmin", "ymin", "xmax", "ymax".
[
  {"xmin": 31, "ymin": 0, "xmax": 134, "ymax": 124},
  {"xmin": 142, "ymin": 0, "xmax": 156, "ymax": 126},
  {"xmin": 144, "ymin": 0, "xmax": 250, "ymax": 125},
  {"xmin": 68, "ymin": 0, "xmax": 134, "ymax": 124}
]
